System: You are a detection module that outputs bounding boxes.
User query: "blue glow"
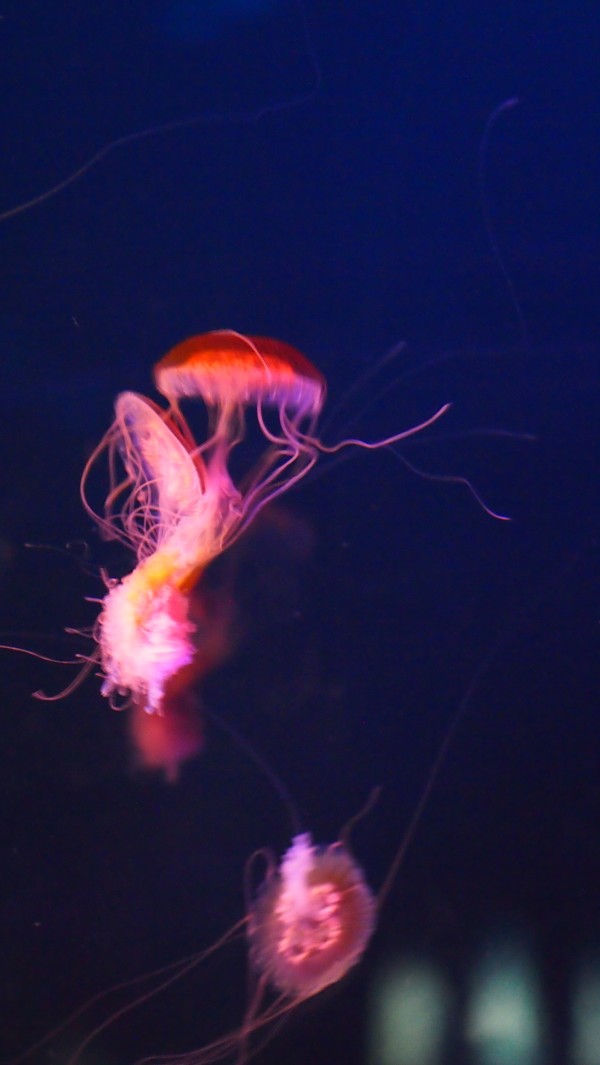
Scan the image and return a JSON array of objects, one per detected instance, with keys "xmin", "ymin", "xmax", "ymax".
[
  {"xmin": 571, "ymin": 958, "xmax": 600, "ymax": 1065},
  {"xmin": 465, "ymin": 933, "xmax": 546, "ymax": 1064},
  {"xmin": 368, "ymin": 958, "xmax": 451, "ymax": 1065}
]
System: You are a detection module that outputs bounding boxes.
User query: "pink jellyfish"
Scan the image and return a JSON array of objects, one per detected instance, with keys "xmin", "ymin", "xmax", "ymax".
[
  {"xmin": 153, "ymin": 832, "xmax": 377, "ymax": 1064},
  {"xmin": 51, "ymin": 830, "xmax": 377, "ymax": 1065},
  {"xmin": 15, "ymin": 619, "xmax": 504, "ymax": 1065},
  {"xmin": 80, "ymin": 336, "xmax": 326, "ymax": 718},
  {"xmin": 248, "ymin": 831, "xmax": 376, "ymax": 998},
  {"xmin": 82, "ymin": 392, "xmax": 218, "ymax": 716},
  {"xmin": 82, "ymin": 331, "xmax": 448, "ymax": 719}
]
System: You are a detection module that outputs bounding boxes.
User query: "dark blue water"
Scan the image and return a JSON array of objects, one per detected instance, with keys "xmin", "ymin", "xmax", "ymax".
[{"xmin": 1, "ymin": 3, "xmax": 598, "ymax": 1063}]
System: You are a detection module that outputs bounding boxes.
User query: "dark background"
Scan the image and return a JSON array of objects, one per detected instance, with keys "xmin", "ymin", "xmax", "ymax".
[{"xmin": 0, "ymin": 2, "xmax": 598, "ymax": 1063}]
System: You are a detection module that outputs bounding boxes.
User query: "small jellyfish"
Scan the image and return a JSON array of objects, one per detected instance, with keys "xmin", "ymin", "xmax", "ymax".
[
  {"xmin": 151, "ymin": 833, "xmax": 377, "ymax": 1064},
  {"xmin": 24, "ymin": 636, "xmax": 493, "ymax": 1065},
  {"xmin": 248, "ymin": 831, "xmax": 376, "ymax": 999},
  {"xmin": 53, "ymin": 831, "xmax": 377, "ymax": 1065}
]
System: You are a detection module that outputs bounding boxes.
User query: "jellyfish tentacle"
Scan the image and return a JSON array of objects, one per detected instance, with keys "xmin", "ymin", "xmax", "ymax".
[{"xmin": 390, "ymin": 447, "xmax": 512, "ymax": 521}]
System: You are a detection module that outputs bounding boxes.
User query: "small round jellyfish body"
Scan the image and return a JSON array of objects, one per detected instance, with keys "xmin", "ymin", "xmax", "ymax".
[
  {"xmin": 248, "ymin": 832, "xmax": 376, "ymax": 999},
  {"xmin": 156, "ymin": 834, "xmax": 376, "ymax": 1064},
  {"xmin": 56, "ymin": 831, "xmax": 377, "ymax": 1065}
]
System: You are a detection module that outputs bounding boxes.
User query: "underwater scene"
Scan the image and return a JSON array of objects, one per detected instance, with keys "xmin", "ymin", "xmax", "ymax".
[{"xmin": 1, "ymin": 2, "xmax": 599, "ymax": 1063}]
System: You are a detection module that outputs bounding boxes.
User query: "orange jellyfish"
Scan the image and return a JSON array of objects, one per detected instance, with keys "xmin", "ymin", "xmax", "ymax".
[
  {"xmin": 154, "ymin": 330, "xmax": 329, "ymax": 518},
  {"xmin": 80, "ymin": 336, "xmax": 326, "ymax": 715},
  {"xmin": 153, "ymin": 331, "xmax": 449, "ymax": 506},
  {"xmin": 82, "ymin": 331, "xmax": 448, "ymax": 719}
]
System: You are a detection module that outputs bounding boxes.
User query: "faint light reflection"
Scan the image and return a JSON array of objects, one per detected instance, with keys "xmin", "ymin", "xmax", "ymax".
[
  {"xmin": 465, "ymin": 932, "xmax": 546, "ymax": 1064},
  {"xmin": 368, "ymin": 957, "xmax": 451, "ymax": 1065},
  {"xmin": 367, "ymin": 931, "xmax": 565, "ymax": 1064},
  {"xmin": 571, "ymin": 958, "xmax": 600, "ymax": 1065}
]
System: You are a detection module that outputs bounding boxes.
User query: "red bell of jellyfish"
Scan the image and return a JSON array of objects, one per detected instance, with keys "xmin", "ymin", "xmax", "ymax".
[
  {"xmin": 152, "ymin": 329, "xmax": 447, "ymax": 545},
  {"xmin": 154, "ymin": 330, "xmax": 327, "ymax": 418},
  {"xmin": 153, "ymin": 331, "xmax": 329, "ymax": 540},
  {"xmin": 248, "ymin": 833, "xmax": 376, "ymax": 999}
]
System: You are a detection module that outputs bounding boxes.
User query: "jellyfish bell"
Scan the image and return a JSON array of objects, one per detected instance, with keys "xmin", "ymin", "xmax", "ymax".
[
  {"xmin": 154, "ymin": 331, "xmax": 327, "ymax": 423},
  {"xmin": 149, "ymin": 833, "xmax": 378, "ymax": 1064},
  {"xmin": 154, "ymin": 331, "xmax": 331, "ymax": 537},
  {"xmin": 152, "ymin": 330, "xmax": 451, "ymax": 530}
]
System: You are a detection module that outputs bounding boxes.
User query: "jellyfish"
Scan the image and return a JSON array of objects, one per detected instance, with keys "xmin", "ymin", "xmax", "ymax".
[
  {"xmin": 158, "ymin": 832, "xmax": 378, "ymax": 1065},
  {"xmin": 153, "ymin": 331, "xmax": 450, "ymax": 521},
  {"xmin": 248, "ymin": 831, "xmax": 376, "ymax": 999},
  {"xmin": 153, "ymin": 330, "xmax": 329, "ymax": 521},
  {"xmin": 44, "ymin": 829, "xmax": 377, "ymax": 1065},
  {"xmin": 82, "ymin": 331, "xmax": 448, "ymax": 720},
  {"xmin": 51, "ymin": 800, "xmax": 405, "ymax": 1065},
  {"xmin": 18, "ymin": 622, "xmax": 504, "ymax": 1065}
]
